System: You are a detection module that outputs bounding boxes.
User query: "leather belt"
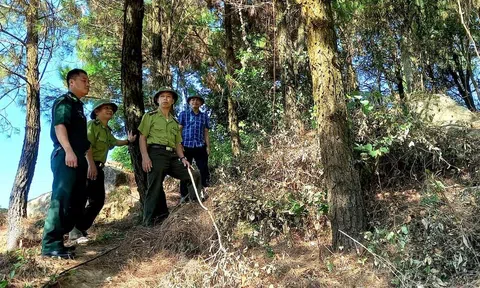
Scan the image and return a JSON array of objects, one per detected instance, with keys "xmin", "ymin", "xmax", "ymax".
[{"xmin": 149, "ymin": 144, "xmax": 175, "ymax": 152}]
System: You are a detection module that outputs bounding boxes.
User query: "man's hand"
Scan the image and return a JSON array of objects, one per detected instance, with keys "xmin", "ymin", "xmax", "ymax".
[
  {"xmin": 65, "ymin": 149, "xmax": 78, "ymax": 168},
  {"xmin": 87, "ymin": 164, "xmax": 98, "ymax": 180},
  {"xmin": 142, "ymin": 156, "xmax": 153, "ymax": 173},
  {"xmin": 127, "ymin": 131, "xmax": 137, "ymax": 143},
  {"xmin": 206, "ymin": 146, "xmax": 210, "ymax": 155},
  {"xmin": 181, "ymin": 158, "xmax": 191, "ymax": 169}
]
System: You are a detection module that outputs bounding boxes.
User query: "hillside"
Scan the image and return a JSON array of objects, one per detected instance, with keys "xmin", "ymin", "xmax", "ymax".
[
  {"xmin": 1, "ymin": 133, "xmax": 393, "ymax": 287},
  {"xmin": 2, "ymin": 94, "xmax": 480, "ymax": 287}
]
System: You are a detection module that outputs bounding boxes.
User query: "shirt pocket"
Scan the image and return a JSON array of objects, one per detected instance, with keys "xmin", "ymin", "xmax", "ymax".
[
  {"xmin": 170, "ymin": 124, "xmax": 180, "ymax": 135},
  {"xmin": 151, "ymin": 118, "xmax": 166, "ymax": 135},
  {"xmin": 75, "ymin": 107, "xmax": 86, "ymax": 120},
  {"xmin": 95, "ymin": 133, "xmax": 109, "ymax": 152}
]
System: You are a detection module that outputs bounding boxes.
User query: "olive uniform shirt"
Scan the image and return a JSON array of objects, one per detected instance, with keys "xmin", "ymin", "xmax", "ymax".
[
  {"xmin": 87, "ymin": 120, "xmax": 117, "ymax": 163},
  {"xmin": 138, "ymin": 111, "xmax": 182, "ymax": 148},
  {"xmin": 50, "ymin": 92, "xmax": 90, "ymax": 154}
]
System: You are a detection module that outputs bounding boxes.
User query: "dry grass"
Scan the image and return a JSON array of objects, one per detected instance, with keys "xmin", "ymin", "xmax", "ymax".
[{"xmin": 3, "ymin": 129, "xmax": 480, "ymax": 287}]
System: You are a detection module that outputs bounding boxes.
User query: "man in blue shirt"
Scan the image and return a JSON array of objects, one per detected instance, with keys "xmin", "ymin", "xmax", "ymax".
[{"xmin": 178, "ymin": 95, "xmax": 210, "ymax": 201}]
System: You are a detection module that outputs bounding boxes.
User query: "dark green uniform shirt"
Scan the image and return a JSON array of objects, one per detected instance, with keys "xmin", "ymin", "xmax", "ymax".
[
  {"xmin": 87, "ymin": 120, "xmax": 117, "ymax": 163},
  {"xmin": 50, "ymin": 92, "xmax": 90, "ymax": 154},
  {"xmin": 138, "ymin": 111, "xmax": 182, "ymax": 149}
]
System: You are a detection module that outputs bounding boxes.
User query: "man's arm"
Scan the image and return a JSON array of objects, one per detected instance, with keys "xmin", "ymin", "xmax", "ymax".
[
  {"xmin": 86, "ymin": 147, "xmax": 97, "ymax": 180},
  {"xmin": 176, "ymin": 142, "xmax": 191, "ymax": 168},
  {"xmin": 115, "ymin": 131, "xmax": 137, "ymax": 146},
  {"xmin": 139, "ymin": 134, "xmax": 152, "ymax": 172},
  {"xmin": 116, "ymin": 139, "xmax": 128, "ymax": 146},
  {"xmin": 55, "ymin": 124, "xmax": 77, "ymax": 168},
  {"xmin": 204, "ymin": 128, "xmax": 210, "ymax": 155}
]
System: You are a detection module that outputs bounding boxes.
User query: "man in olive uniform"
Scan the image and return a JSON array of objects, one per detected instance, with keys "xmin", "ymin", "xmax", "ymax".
[
  {"xmin": 69, "ymin": 99, "xmax": 136, "ymax": 243},
  {"xmin": 138, "ymin": 87, "xmax": 202, "ymax": 226},
  {"xmin": 41, "ymin": 69, "xmax": 91, "ymax": 259}
]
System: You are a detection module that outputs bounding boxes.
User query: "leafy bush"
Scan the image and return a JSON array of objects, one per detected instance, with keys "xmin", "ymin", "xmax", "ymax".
[
  {"xmin": 350, "ymin": 93, "xmax": 480, "ymax": 188},
  {"xmin": 364, "ymin": 178, "xmax": 480, "ymax": 286},
  {"xmin": 110, "ymin": 145, "xmax": 133, "ymax": 171}
]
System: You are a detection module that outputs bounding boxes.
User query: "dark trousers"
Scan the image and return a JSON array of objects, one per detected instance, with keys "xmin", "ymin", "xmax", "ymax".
[
  {"xmin": 76, "ymin": 162, "xmax": 105, "ymax": 232},
  {"xmin": 42, "ymin": 148, "xmax": 87, "ymax": 252},
  {"xmin": 143, "ymin": 147, "xmax": 202, "ymax": 226},
  {"xmin": 180, "ymin": 146, "xmax": 210, "ymax": 198}
]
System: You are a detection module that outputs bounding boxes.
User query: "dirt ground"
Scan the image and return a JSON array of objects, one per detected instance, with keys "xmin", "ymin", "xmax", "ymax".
[{"xmin": 0, "ymin": 179, "xmax": 393, "ymax": 288}]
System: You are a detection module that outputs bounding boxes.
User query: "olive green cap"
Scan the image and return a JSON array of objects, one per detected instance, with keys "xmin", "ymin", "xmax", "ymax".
[
  {"xmin": 153, "ymin": 87, "xmax": 179, "ymax": 105},
  {"xmin": 90, "ymin": 99, "xmax": 118, "ymax": 120}
]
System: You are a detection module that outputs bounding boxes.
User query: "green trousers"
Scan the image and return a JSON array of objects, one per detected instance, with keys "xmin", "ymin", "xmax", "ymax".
[
  {"xmin": 76, "ymin": 162, "xmax": 105, "ymax": 232},
  {"xmin": 42, "ymin": 148, "xmax": 87, "ymax": 252},
  {"xmin": 143, "ymin": 147, "xmax": 202, "ymax": 226}
]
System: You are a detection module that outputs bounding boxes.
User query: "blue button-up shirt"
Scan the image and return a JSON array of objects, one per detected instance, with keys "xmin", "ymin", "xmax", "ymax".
[{"xmin": 178, "ymin": 109, "xmax": 210, "ymax": 148}]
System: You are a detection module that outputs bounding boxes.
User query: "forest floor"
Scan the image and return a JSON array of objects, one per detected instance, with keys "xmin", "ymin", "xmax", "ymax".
[
  {"xmin": 1, "ymin": 133, "xmax": 480, "ymax": 287},
  {"xmin": 0, "ymin": 180, "xmax": 392, "ymax": 288}
]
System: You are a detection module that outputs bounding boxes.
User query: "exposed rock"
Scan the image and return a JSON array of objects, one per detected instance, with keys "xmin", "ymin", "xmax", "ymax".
[
  {"xmin": 27, "ymin": 192, "xmax": 51, "ymax": 218},
  {"xmin": 104, "ymin": 162, "xmax": 129, "ymax": 194},
  {"xmin": 27, "ymin": 163, "xmax": 131, "ymax": 219},
  {"xmin": 406, "ymin": 93, "xmax": 479, "ymax": 127}
]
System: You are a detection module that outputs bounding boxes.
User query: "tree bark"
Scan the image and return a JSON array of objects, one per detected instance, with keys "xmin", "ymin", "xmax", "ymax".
[
  {"xmin": 299, "ymin": 0, "xmax": 366, "ymax": 251},
  {"xmin": 150, "ymin": 0, "xmax": 171, "ymax": 87},
  {"xmin": 224, "ymin": 1, "xmax": 241, "ymax": 157},
  {"xmin": 338, "ymin": 23, "xmax": 359, "ymax": 95},
  {"xmin": 7, "ymin": 0, "xmax": 40, "ymax": 251},
  {"xmin": 121, "ymin": 0, "xmax": 147, "ymax": 203},
  {"xmin": 276, "ymin": 0, "xmax": 304, "ymax": 134},
  {"xmin": 344, "ymin": 41, "xmax": 358, "ymax": 95}
]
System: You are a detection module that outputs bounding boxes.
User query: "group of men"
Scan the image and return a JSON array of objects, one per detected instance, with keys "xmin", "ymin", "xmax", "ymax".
[{"xmin": 41, "ymin": 69, "xmax": 211, "ymax": 259}]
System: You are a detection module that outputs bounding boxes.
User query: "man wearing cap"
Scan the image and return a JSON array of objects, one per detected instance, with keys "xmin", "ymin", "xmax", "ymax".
[
  {"xmin": 69, "ymin": 99, "xmax": 136, "ymax": 243},
  {"xmin": 138, "ymin": 87, "xmax": 202, "ymax": 226},
  {"xmin": 41, "ymin": 68, "xmax": 91, "ymax": 259},
  {"xmin": 178, "ymin": 95, "xmax": 211, "ymax": 201}
]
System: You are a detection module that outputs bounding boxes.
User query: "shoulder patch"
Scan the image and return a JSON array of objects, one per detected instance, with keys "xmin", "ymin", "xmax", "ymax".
[
  {"xmin": 52, "ymin": 94, "xmax": 71, "ymax": 109},
  {"xmin": 56, "ymin": 94, "xmax": 69, "ymax": 103},
  {"xmin": 148, "ymin": 110, "xmax": 157, "ymax": 115}
]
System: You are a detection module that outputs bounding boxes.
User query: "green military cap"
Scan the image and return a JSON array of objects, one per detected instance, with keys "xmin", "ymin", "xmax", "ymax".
[
  {"xmin": 90, "ymin": 99, "xmax": 118, "ymax": 120},
  {"xmin": 186, "ymin": 95, "xmax": 205, "ymax": 105},
  {"xmin": 153, "ymin": 87, "xmax": 179, "ymax": 105}
]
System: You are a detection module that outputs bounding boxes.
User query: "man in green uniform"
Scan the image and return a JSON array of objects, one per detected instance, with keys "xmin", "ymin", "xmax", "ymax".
[
  {"xmin": 69, "ymin": 99, "xmax": 136, "ymax": 243},
  {"xmin": 138, "ymin": 87, "xmax": 202, "ymax": 226},
  {"xmin": 41, "ymin": 69, "xmax": 91, "ymax": 259}
]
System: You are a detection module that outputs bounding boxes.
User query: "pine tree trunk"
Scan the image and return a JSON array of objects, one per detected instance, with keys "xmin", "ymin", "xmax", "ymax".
[
  {"xmin": 344, "ymin": 38, "xmax": 358, "ymax": 95},
  {"xmin": 338, "ymin": 21, "xmax": 359, "ymax": 95},
  {"xmin": 151, "ymin": 0, "xmax": 171, "ymax": 87},
  {"xmin": 224, "ymin": 2, "xmax": 241, "ymax": 157},
  {"xmin": 299, "ymin": 0, "xmax": 366, "ymax": 251},
  {"xmin": 121, "ymin": 0, "xmax": 147, "ymax": 203},
  {"xmin": 7, "ymin": 0, "xmax": 40, "ymax": 251},
  {"xmin": 400, "ymin": 31, "xmax": 414, "ymax": 94},
  {"xmin": 276, "ymin": 0, "xmax": 304, "ymax": 134}
]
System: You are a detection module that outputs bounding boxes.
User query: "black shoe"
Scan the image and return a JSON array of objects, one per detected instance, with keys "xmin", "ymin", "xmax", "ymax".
[
  {"xmin": 65, "ymin": 246, "xmax": 76, "ymax": 251},
  {"xmin": 42, "ymin": 250, "xmax": 75, "ymax": 259}
]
